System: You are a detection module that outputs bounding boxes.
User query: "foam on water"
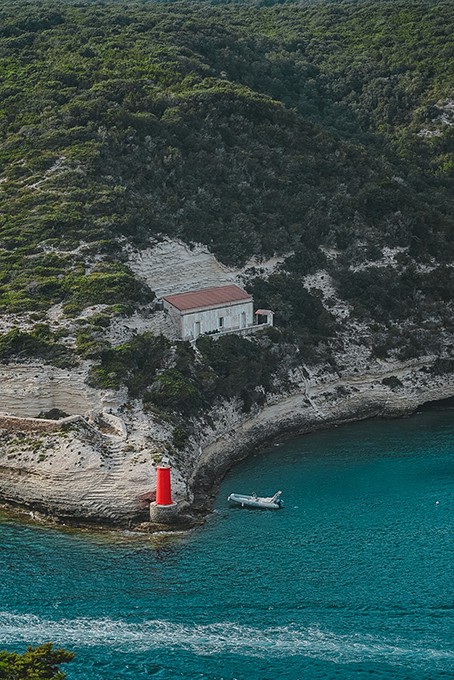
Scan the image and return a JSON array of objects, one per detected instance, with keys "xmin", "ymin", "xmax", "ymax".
[{"xmin": 1, "ymin": 612, "xmax": 452, "ymax": 668}]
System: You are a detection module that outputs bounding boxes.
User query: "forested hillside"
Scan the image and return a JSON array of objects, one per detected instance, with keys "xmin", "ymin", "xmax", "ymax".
[{"xmin": 0, "ymin": 0, "xmax": 453, "ymax": 416}]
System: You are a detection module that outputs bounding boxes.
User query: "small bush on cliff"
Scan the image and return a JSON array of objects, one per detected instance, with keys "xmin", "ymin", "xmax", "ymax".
[
  {"xmin": 63, "ymin": 263, "xmax": 153, "ymax": 310},
  {"xmin": 431, "ymin": 358, "xmax": 454, "ymax": 375},
  {"xmin": 88, "ymin": 333, "xmax": 170, "ymax": 393},
  {"xmin": 172, "ymin": 426, "xmax": 190, "ymax": 450},
  {"xmin": 146, "ymin": 368, "xmax": 200, "ymax": 414},
  {"xmin": 195, "ymin": 334, "xmax": 279, "ymax": 411},
  {"xmin": 75, "ymin": 329, "xmax": 110, "ymax": 359},
  {"xmin": 382, "ymin": 376, "xmax": 403, "ymax": 389},
  {"xmin": 0, "ymin": 326, "xmax": 75, "ymax": 367}
]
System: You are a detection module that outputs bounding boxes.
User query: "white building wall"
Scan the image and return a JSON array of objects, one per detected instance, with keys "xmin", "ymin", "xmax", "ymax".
[
  {"xmin": 179, "ymin": 301, "xmax": 254, "ymax": 340},
  {"xmin": 163, "ymin": 303, "xmax": 183, "ymax": 337}
]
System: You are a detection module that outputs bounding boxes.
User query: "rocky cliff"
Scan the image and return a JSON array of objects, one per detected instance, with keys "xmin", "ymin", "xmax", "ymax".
[{"xmin": 1, "ymin": 241, "xmax": 452, "ymax": 528}]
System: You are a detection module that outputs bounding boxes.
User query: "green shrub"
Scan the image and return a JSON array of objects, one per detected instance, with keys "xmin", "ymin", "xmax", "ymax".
[
  {"xmin": 0, "ymin": 326, "xmax": 75, "ymax": 367},
  {"xmin": 88, "ymin": 333, "xmax": 170, "ymax": 396},
  {"xmin": 196, "ymin": 334, "xmax": 279, "ymax": 410},
  {"xmin": 75, "ymin": 330, "xmax": 108, "ymax": 359},
  {"xmin": 63, "ymin": 263, "xmax": 153, "ymax": 309},
  {"xmin": 148, "ymin": 369, "xmax": 199, "ymax": 413},
  {"xmin": 172, "ymin": 426, "xmax": 190, "ymax": 450},
  {"xmin": 0, "ymin": 642, "xmax": 74, "ymax": 679},
  {"xmin": 431, "ymin": 358, "xmax": 454, "ymax": 375},
  {"xmin": 382, "ymin": 376, "xmax": 404, "ymax": 389}
]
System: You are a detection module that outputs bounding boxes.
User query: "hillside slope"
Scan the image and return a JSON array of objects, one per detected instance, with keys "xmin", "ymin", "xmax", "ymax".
[{"xmin": 0, "ymin": 0, "xmax": 453, "ymax": 525}]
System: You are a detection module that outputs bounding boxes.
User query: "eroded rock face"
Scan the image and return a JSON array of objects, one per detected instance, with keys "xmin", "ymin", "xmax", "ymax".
[
  {"xmin": 127, "ymin": 239, "xmax": 286, "ymax": 299},
  {"xmin": 0, "ymin": 393, "xmax": 179, "ymax": 526},
  {"xmin": 0, "ymin": 364, "xmax": 99, "ymax": 419},
  {"xmin": 0, "ymin": 361, "xmax": 172, "ymax": 525},
  {"xmin": 0, "ymin": 418, "xmax": 154, "ymax": 525}
]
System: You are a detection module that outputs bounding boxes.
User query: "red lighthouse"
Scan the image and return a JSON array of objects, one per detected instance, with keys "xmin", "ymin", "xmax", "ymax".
[
  {"xmin": 155, "ymin": 465, "xmax": 173, "ymax": 506},
  {"xmin": 150, "ymin": 464, "xmax": 177, "ymax": 523}
]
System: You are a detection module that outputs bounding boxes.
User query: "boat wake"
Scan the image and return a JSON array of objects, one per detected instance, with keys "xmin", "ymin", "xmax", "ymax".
[{"xmin": 0, "ymin": 612, "xmax": 452, "ymax": 668}]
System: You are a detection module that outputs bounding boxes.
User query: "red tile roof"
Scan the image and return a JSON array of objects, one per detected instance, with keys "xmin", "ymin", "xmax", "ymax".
[{"xmin": 163, "ymin": 285, "xmax": 252, "ymax": 312}]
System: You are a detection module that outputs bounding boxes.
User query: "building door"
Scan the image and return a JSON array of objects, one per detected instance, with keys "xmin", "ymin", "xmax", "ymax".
[
  {"xmin": 240, "ymin": 312, "xmax": 246, "ymax": 328},
  {"xmin": 194, "ymin": 321, "xmax": 201, "ymax": 338}
]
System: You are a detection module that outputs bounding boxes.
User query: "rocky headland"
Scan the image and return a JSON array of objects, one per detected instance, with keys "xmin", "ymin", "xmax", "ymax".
[{"xmin": 1, "ymin": 241, "xmax": 452, "ymax": 530}]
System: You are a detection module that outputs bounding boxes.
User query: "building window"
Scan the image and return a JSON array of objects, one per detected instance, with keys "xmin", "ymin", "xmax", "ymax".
[{"xmin": 218, "ymin": 317, "xmax": 224, "ymax": 328}]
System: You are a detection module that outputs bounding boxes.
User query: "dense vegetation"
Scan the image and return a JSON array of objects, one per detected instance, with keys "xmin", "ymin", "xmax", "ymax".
[
  {"xmin": 88, "ymin": 330, "xmax": 285, "ymax": 415},
  {"xmin": 0, "ymin": 325, "xmax": 74, "ymax": 366},
  {"xmin": 0, "ymin": 643, "xmax": 74, "ymax": 679},
  {"xmin": 0, "ymin": 0, "xmax": 453, "ymax": 411}
]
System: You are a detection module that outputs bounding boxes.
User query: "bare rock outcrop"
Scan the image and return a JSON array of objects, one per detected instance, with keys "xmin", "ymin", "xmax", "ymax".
[{"xmin": 0, "ymin": 364, "xmax": 99, "ymax": 418}]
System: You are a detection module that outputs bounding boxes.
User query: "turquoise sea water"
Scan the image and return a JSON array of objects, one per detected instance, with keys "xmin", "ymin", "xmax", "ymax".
[{"xmin": 0, "ymin": 407, "xmax": 453, "ymax": 679}]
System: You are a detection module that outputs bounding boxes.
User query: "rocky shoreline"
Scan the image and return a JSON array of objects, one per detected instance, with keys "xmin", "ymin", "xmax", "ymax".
[
  {"xmin": 0, "ymin": 355, "xmax": 453, "ymax": 533},
  {"xmin": 190, "ymin": 369, "xmax": 454, "ymax": 517}
]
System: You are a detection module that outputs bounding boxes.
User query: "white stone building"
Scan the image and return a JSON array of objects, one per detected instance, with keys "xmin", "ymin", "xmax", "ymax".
[{"xmin": 162, "ymin": 284, "xmax": 273, "ymax": 341}]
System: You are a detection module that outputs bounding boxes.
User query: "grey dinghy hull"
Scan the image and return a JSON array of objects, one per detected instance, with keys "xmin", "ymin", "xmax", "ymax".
[{"xmin": 227, "ymin": 492, "xmax": 284, "ymax": 510}]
